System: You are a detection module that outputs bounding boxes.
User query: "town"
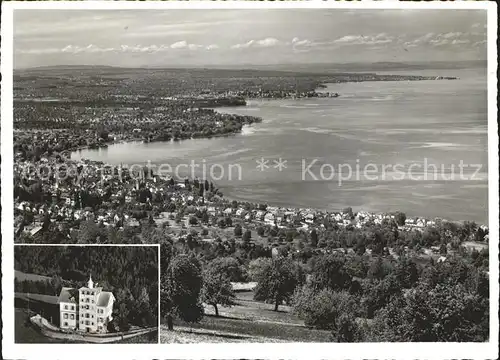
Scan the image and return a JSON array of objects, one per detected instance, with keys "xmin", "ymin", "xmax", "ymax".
[{"xmin": 12, "ymin": 66, "xmax": 488, "ymax": 343}]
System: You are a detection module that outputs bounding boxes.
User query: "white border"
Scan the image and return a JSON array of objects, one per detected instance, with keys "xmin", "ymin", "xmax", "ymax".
[{"xmin": 1, "ymin": 1, "xmax": 498, "ymax": 359}]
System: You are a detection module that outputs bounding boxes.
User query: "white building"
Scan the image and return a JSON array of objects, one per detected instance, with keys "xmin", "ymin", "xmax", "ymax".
[{"xmin": 58, "ymin": 275, "xmax": 115, "ymax": 333}]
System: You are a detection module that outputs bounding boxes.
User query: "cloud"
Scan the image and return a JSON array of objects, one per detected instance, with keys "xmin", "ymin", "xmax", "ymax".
[
  {"xmin": 257, "ymin": 37, "xmax": 280, "ymax": 47},
  {"xmin": 291, "ymin": 37, "xmax": 313, "ymax": 47},
  {"xmin": 332, "ymin": 33, "xmax": 394, "ymax": 46},
  {"xmin": 169, "ymin": 41, "xmax": 205, "ymax": 50},
  {"xmin": 442, "ymin": 32, "xmax": 462, "ymax": 39},
  {"xmin": 404, "ymin": 32, "xmax": 478, "ymax": 48},
  {"xmin": 16, "ymin": 41, "xmax": 213, "ymax": 55},
  {"xmin": 451, "ymin": 39, "xmax": 470, "ymax": 45},
  {"xmin": 231, "ymin": 37, "xmax": 280, "ymax": 49},
  {"xmin": 170, "ymin": 41, "xmax": 188, "ymax": 49}
]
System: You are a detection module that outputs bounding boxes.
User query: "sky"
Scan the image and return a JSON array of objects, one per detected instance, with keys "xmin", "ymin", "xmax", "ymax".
[{"xmin": 14, "ymin": 9, "xmax": 487, "ymax": 69}]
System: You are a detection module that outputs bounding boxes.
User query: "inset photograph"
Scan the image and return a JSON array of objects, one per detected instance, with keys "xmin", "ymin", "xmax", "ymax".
[{"xmin": 14, "ymin": 245, "xmax": 159, "ymax": 343}]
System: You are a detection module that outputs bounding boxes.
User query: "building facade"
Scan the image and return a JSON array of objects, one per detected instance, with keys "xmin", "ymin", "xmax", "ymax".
[{"xmin": 57, "ymin": 275, "xmax": 115, "ymax": 333}]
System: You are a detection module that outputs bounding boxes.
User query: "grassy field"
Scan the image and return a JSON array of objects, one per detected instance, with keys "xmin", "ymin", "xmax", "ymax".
[
  {"xmin": 15, "ymin": 270, "xmax": 52, "ymax": 283},
  {"xmin": 161, "ymin": 290, "xmax": 331, "ymax": 343},
  {"xmin": 15, "ymin": 292, "xmax": 59, "ymax": 304}
]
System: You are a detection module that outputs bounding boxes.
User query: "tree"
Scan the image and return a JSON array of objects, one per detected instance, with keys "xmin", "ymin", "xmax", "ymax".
[
  {"xmin": 310, "ymin": 253, "xmax": 352, "ymax": 291},
  {"xmin": 439, "ymin": 243, "xmax": 447, "ymax": 255},
  {"xmin": 248, "ymin": 257, "xmax": 272, "ymax": 281},
  {"xmin": 201, "ymin": 212, "xmax": 209, "ymax": 224},
  {"xmin": 394, "ymin": 212, "xmax": 406, "ymax": 226},
  {"xmin": 354, "ymin": 236, "xmax": 366, "ymax": 256},
  {"xmin": 242, "ymin": 229, "xmax": 251, "ymax": 243},
  {"xmin": 257, "ymin": 226, "xmax": 265, "ymax": 237},
  {"xmin": 253, "ymin": 256, "xmax": 304, "ymax": 311},
  {"xmin": 361, "ymin": 274, "xmax": 402, "ymax": 318},
  {"xmin": 160, "ymin": 254, "xmax": 204, "ymax": 330},
  {"xmin": 371, "ymin": 283, "xmax": 489, "ymax": 342},
  {"xmin": 77, "ymin": 220, "xmax": 101, "ymax": 244},
  {"xmin": 49, "ymin": 275, "xmax": 63, "ymax": 296},
  {"xmin": 201, "ymin": 262, "xmax": 236, "ymax": 316},
  {"xmin": 234, "ymin": 224, "xmax": 243, "ymax": 237},
  {"xmin": 208, "ymin": 257, "xmax": 245, "ymax": 282},
  {"xmin": 422, "ymin": 227, "xmax": 441, "ymax": 247},
  {"xmin": 393, "ymin": 256, "xmax": 419, "ymax": 289},
  {"xmin": 310, "ymin": 229, "xmax": 318, "ymax": 247},
  {"xmin": 116, "ymin": 302, "xmax": 131, "ymax": 332},
  {"xmin": 292, "ymin": 285, "xmax": 362, "ymax": 341}
]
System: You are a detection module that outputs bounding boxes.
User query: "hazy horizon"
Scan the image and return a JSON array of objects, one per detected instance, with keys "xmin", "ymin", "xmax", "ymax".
[{"xmin": 14, "ymin": 9, "xmax": 487, "ymax": 69}]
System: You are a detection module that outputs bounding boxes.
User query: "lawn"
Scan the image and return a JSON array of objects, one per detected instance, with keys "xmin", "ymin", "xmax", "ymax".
[
  {"xmin": 161, "ymin": 290, "xmax": 332, "ymax": 343},
  {"xmin": 15, "ymin": 270, "xmax": 52, "ymax": 283}
]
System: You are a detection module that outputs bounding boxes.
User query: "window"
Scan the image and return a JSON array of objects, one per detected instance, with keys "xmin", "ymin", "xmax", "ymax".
[
  {"xmin": 91, "ymin": 322, "xmax": 94, "ymax": 325},
  {"xmin": 92, "ymin": 300, "xmax": 94, "ymax": 303},
  {"xmin": 92, "ymin": 315, "xmax": 94, "ymax": 318},
  {"xmin": 64, "ymin": 322, "xmax": 68, "ymax": 326},
  {"xmin": 86, "ymin": 314, "xmax": 89, "ymax": 318},
  {"xmin": 70, "ymin": 314, "xmax": 74, "ymax": 320},
  {"xmin": 86, "ymin": 305, "xmax": 89, "ymax": 310},
  {"xmin": 86, "ymin": 320, "xmax": 89, "ymax": 325},
  {"xmin": 64, "ymin": 305, "xmax": 68, "ymax": 310},
  {"xmin": 64, "ymin": 314, "xmax": 68, "ymax": 319},
  {"xmin": 71, "ymin": 306, "xmax": 74, "ymax": 310}
]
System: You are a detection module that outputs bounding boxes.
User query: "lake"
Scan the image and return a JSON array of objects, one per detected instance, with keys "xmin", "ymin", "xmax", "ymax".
[{"xmin": 72, "ymin": 68, "xmax": 488, "ymax": 224}]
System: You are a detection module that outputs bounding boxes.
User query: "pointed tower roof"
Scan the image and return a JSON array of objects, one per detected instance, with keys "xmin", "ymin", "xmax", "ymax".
[{"xmin": 87, "ymin": 274, "xmax": 94, "ymax": 289}]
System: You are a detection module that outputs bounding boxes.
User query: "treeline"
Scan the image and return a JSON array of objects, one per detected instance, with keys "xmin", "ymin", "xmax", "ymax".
[
  {"xmin": 15, "ymin": 276, "xmax": 66, "ymax": 296},
  {"xmin": 14, "ymin": 246, "xmax": 158, "ymax": 331},
  {"xmin": 291, "ymin": 251, "xmax": 488, "ymax": 342}
]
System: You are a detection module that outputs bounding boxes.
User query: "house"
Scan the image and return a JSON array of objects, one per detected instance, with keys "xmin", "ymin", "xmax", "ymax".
[
  {"xmin": 255, "ymin": 211, "xmax": 265, "ymax": 221},
  {"xmin": 264, "ymin": 212, "xmax": 275, "ymax": 225},
  {"xmin": 305, "ymin": 213, "xmax": 315, "ymax": 224},
  {"xmin": 58, "ymin": 287, "xmax": 78, "ymax": 331},
  {"xmin": 275, "ymin": 211, "xmax": 285, "ymax": 224},
  {"xmin": 235, "ymin": 209, "xmax": 247, "ymax": 217},
  {"xmin": 30, "ymin": 226, "xmax": 43, "ymax": 239},
  {"xmin": 58, "ymin": 275, "xmax": 115, "ymax": 334}
]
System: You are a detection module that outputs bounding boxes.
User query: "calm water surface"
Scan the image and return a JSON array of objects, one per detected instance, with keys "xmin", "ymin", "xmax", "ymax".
[{"xmin": 73, "ymin": 68, "xmax": 488, "ymax": 224}]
